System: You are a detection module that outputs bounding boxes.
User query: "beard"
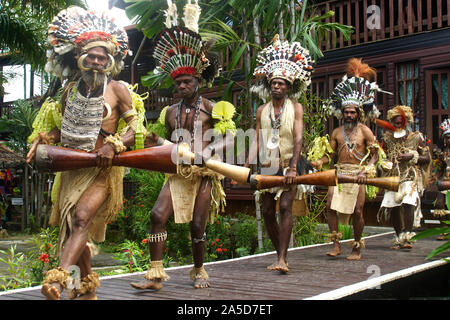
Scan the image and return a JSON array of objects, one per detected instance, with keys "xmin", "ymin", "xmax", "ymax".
[
  {"xmin": 81, "ymin": 69, "xmax": 107, "ymax": 89},
  {"xmin": 343, "ymin": 118, "xmax": 358, "ymax": 130}
]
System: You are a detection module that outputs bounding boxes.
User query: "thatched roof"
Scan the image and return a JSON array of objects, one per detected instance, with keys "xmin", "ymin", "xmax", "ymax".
[{"xmin": 0, "ymin": 144, "xmax": 25, "ymax": 168}]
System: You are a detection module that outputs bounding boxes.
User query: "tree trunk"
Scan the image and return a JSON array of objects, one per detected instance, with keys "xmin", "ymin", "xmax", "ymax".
[
  {"xmin": 290, "ymin": 0, "xmax": 296, "ymax": 41},
  {"xmin": 278, "ymin": 0, "xmax": 285, "ymax": 41}
]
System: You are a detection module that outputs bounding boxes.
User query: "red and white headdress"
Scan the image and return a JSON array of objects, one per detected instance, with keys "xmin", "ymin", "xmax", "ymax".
[
  {"xmin": 251, "ymin": 34, "xmax": 314, "ymax": 101},
  {"xmin": 151, "ymin": 0, "xmax": 220, "ymax": 87},
  {"xmin": 45, "ymin": 6, "xmax": 129, "ymax": 79}
]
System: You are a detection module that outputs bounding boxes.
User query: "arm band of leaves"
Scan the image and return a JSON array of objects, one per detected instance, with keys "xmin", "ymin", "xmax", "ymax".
[{"xmin": 104, "ymin": 134, "xmax": 126, "ymax": 154}]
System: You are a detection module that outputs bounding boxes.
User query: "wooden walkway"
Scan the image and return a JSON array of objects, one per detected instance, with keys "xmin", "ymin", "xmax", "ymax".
[{"xmin": 0, "ymin": 232, "xmax": 448, "ymax": 300}]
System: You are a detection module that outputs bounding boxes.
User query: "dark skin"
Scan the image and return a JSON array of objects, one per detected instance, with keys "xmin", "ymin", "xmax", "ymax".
[
  {"xmin": 311, "ymin": 106, "xmax": 379, "ymax": 260},
  {"xmin": 385, "ymin": 115, "xmax": 431, "ymax": 248},
  {"xmin": 245, "ymin": 78, "xmax": 303, "ymax": 273},
  {"xmin": 27, "ymin": 46, "xmax": 136, "ymax": 300},
  {"xmin": 131, "ymin": 74, "xmax": 232, "ymax": 290}
]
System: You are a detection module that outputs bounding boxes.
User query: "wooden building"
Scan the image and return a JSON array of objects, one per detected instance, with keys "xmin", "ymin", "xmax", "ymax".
[{"xmin": 116, "ymin": 0, "xmax": 450, "ymax": 225}]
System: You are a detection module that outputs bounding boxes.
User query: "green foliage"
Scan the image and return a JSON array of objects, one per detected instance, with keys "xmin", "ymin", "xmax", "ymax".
[
  {"xmin": 24, "ymin": 227, "xmax": 60, "ymax": 285},
  {"xmin": 0, "ymin": 245, "xmax": 32, "ymax": 290},
  {"xmin": 0, "ymin": 227, "xmax": 59, "ymax": 291},
  {"xmin": 0, "ymin": 0, "xmax": 86, "ymax": 69},
  {"xmin": 293, "ymin": 193, "xmax": 327, "ymax": 246},
  {"xmin": 0, "ymin": 99, "xmax": 38, "ymax": 155},
  {"xmin": 412, "ymin": 221, "xmax": 450, "ymax": 260}
]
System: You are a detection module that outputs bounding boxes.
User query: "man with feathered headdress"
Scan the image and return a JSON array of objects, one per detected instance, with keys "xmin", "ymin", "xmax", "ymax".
[
  {"xmin": 130, "ymin": 0, "xmax": 235, "ymax": 290},
  {"xmin": 245, "ymin": 34, "xmax": 314, "ymax": 273},
  {"xmin": 377, "ymin": 105, "xmax": 431, "ymax": 249},
  {"xmin": 26, "ymin": 6, "xmax": 146, "ymax": 300},
  {"xmin": 311, "ymin": 58, "xmax": 388, "ymax": 260}
]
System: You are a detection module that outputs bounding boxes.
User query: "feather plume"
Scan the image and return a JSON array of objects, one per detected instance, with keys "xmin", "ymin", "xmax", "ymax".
[
  {"xmin": 375, "ymin": 119, "xmax": 397, "ymax": 132},
  {"xmin": 396, "ymin": 107, "xmax": 407, "ymax": 129},
  {"xmin": 346, "ymin": 58, "xmax": 376, "ymax": 82}
]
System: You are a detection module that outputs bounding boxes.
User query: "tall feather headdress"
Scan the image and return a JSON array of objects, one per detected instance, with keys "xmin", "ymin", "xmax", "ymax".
[
  {"xmin": 251, "ymin": 34, "xmax": 314, "ymax": 102},
  {"xmin": 326, "ymin": 58, "xmax": 391, "ymax": 123},
  {"xmin": 45, "ymin": 6, "xmax": 129, "ymax": 79},
  {"xmin": 151, "ymin": 0, "xmax": 220, "ymax": 88}
]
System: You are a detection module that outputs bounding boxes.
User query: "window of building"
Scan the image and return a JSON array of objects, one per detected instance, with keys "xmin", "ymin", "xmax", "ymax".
[{"xmin": 396, "ymin": 61, "xmax": 420, "ymax": 131}]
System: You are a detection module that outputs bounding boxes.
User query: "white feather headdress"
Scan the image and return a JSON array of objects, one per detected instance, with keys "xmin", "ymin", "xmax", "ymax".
[
  {"xmin": 250, "ymin": 35, "xmax": 314, "ymax": 102},
  {"xmin": 152, "ymin": 0, "xmax": 220, "ymax": 87},
  {"xmin": 45, "ymin": 6, "xmax": 129, "ymax": 79}
]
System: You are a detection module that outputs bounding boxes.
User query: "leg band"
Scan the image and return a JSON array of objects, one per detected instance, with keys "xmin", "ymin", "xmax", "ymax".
[
  {"xmin": 144, "ymin": 260, "xmax": 170, "ymax": 281},
  {"xmin": 148, "ymin": 231, "xmax": 167, "ymax": 243},
  {"xmin": 192, "ymin": 232, "xmax": 206, "ymax": 244},
  {"xmin": 327, "ymin": 231, "xmax": 343, "ymax": 242},
  {"xmin": 43, "ymin": 267, "xmax": 70, "ymax": 289},
  {"xmin": 189, "ymin": 265, "xmax": 209, "ymax": 281}
]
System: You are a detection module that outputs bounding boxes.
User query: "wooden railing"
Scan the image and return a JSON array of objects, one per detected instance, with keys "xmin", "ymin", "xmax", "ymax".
[{"xmin": 314, "ymin": 0, "xmax": 450, "ymax": 51}]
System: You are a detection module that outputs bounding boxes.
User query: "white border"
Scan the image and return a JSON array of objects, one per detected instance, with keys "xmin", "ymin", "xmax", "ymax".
[{"xmin": 305, "ymin": 257, "xmax": 450, "ymax": 300}]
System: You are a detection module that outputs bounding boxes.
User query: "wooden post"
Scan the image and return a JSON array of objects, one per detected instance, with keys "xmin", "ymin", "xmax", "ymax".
[{"xmin": 255, "ymin": 195, "xmax": 263, "ymax": 250}]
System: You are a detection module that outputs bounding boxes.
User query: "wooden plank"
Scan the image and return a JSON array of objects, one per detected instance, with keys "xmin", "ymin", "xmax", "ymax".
[
  {"xmin": 418, "ymin": 0, "xmax": 423, "ymax": 31},
  {"xmin": 1, "ymin": 233, "xmax": 448, "ymax": 300},
  {"xmin": 427, "ymin": 0, "xmax": 433, "ymax": 30},
  {"xmin": 364, "ymin": 0, "xmax": 369, "ymax": 42},
  {"xmin": 380, "ymin": 0, "xmax": 386, "ymax": 39},
  {"xmin": 398, "ymin": 0, "xmax": 404, "ymax": 36},
  {"xmin": 347, "ymin": 0, "xmax": 352, "ymax": 46},
  {"xmin": 448, "ymin": 0, "xmax": 450, "ymax": 27},
  {"xmin": 356, "ymin": 0, "xmax": 360, "ymax": 45},
  {"xmin": 371, "ymin": 0, "xmax": 377, "ymax": 41},
  {"xmin": 408, "ymin": 0, "xmax": 414, "ymax": 34},
  {"xmin": 389, "ymin": 0, "xmax": 395, "ymax": 37}
]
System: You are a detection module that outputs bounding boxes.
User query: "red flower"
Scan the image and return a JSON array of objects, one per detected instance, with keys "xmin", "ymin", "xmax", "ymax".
[
  {"xmin": 211, "ymin": 242, "xmax": 215, "ymax": 246},
  {"xmin": 223, "ymin": 248, "xmax": 228, "ymax": 252},
  {"xmin": 38, "ymin": 253, "xmax": 49, "ymax": 264},
  {"xmin": 216, "ymin": 220, "xmax": 220, "ymax": 225},
  {"xmin": 141, "ymin": 238, "xmax": 148, "ymax": 244},
  {"xmin": 215, "ymin": 238, "xmax": 220, "ymax": 242},
  {"xmin": 140, "ymin": 204, "xmax": 145, "ymax": 207},
  {"xmin": 216, "ymin": 248, "xmax": 222, "ymax": 253}
]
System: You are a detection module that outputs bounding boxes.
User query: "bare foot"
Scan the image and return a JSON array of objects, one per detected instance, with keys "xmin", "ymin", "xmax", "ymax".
[
  {"xmin": 74, "ymin": 292, "xmax": 98, "ymax": 300},
  {"xmin": 326, "ymin": 243, "xmax": 342, "ymax": 257},
  {"xmin": 130, "ymin": 279, "xmax": 163, "ymax": 291},
  {"xmin": 41, "ymin": 283, "xmax": 62, "ymax": 300},
  {"xmin": 266, "ymin": 262, "xmax": 278, "ymax": 270},
  {"xmin": 267, "ymin": 259, "xmax": 289, "ymax": 273},
  {"xmin": 273, "ymin": 261, "xmax": 289, "ymax": 273},
  {"xmin": 401, "ymin": 243, "xmax": 413, "ymax": 249},
  {"xmin": 437, "ymin": 233, "xmax": 449, "ymax": 241},
  {"xmin": 346, "ymin": 248, "xmax": 361, "ymax": 261},
  {"xmin": 194, "ymin": 278, "xmax": 210, "ymax": 289}
]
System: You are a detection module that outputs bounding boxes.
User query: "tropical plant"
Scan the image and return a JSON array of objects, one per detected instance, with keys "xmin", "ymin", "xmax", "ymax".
[
  {"xmin": 0, "ymin": 227, "xmax": 59, "ymax": 290},
  {"xmin": 125, "ymin": 0, "xmax": 353, "ymax": 127},
  {"xmin": 0, "ymin": 245, "xmax": 32, "ymax": 290},
  {"xmin": 0, "ymin": 0, "xmax": 86, "ymax": 69},
  {"xmin": 412, "ymin": 222, "xmax": 450, "ymax": 260},
  {"xmin": 0, "ymin": 99, "xmax": 38, "ymax": 154}
]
